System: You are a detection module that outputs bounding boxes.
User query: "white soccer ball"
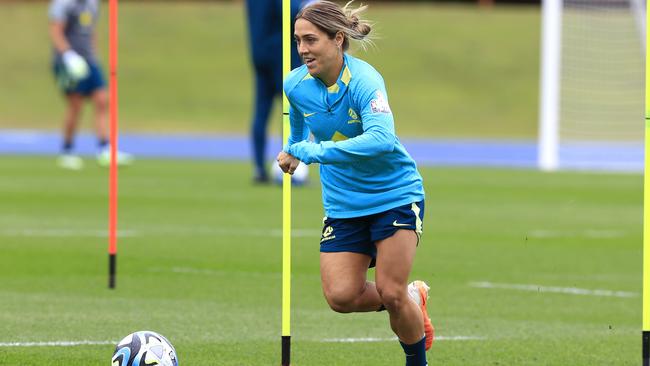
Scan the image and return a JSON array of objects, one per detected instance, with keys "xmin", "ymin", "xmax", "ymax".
[
  {"xmin": 112, "ymin": 331, "xmax": 178, "ymax": 366},
  {"xmin": 272, "ymin": 161, "xmax": 309, "ymax": 186}
]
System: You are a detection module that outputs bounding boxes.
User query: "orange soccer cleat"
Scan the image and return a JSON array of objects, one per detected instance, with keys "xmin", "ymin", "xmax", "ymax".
[{"xmin": 408, "ymin": 280, "xmax": 435, "ymax": 350}]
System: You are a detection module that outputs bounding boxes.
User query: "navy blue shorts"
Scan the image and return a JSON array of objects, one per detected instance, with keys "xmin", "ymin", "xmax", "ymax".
[
  {"xmin": 320, "ymin": 200, "xmax": 425, "ymax": 268},
  {"xmin": 53, "ymin": 58, "xmax": 106, "ymax": 96}
]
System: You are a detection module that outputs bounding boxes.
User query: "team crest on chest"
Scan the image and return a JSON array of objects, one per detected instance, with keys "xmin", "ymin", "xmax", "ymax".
[
  {"xmin": 347, "ymin": 108, "xmax": 360, "ymax": 124},
  {"xmin": 79, "ymin": 10, "xmax": 93, "ymax": 26},
  {"xmin": 370, "ymin": 90, "xmax": 391, "ymax": 114}
]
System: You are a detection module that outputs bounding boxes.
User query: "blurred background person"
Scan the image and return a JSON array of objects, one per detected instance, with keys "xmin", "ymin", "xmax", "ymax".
[
  {"xmin": 49, "ymin": 0, "xmax": 132, "ymax": 170},
  {"xmin": 244, "ymin": 0, "xmax": 306, "ymax": 183}
]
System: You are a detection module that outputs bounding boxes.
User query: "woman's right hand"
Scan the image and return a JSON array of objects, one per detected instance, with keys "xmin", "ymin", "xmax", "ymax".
[{"xmin": 276, "ymin": 151, "xmax": 301, "ymax": 175}]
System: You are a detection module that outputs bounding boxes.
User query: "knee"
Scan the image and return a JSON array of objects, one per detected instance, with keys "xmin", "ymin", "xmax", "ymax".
[
  {"xmin": 93, "ymin": 92, "xmax": 108, "ymax": 112},
  {"xmin": 323, "ymin": 287, "xmax": 358, "ymax": 314},
  {"xmin": 66, "ymin": 105, "xmax": 83, "ymax": 121},
  {"xmin": 376, "ymin": 285, "xmax": 409, "ymax": 312},
  {"xmin": 64, "ymin": 116, "xmax": 78, "ymax": 126},
  {"xmin": 95, "ymin": 98, "xmax": 108, "ymax": 112}
]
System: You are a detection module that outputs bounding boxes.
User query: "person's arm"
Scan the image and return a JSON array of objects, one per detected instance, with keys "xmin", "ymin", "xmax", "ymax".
[
  {"xmin": 48, "ymin": 0, "xmax": 71, "ymax": 53},
  {"xmin": 287, "ymin": 124, "xmax": 394, "ymax": 165},
  {"xmin": 278, "ymin": 99, "xmax": 309, "ymax": 174},
  {"xmin": 285, "ymin": 101, "xmax": 310, "ymax": 148},
  {"xmin": 50, "ymin": 19, "xmax": 89, "ymax": 80},
  {"xmin": 286, "ymin": 80, "xmax": 396, "ymax": 165},
  {"xmin": 49, "ymin": 21, "xmax": 71, "ymax": 54}
]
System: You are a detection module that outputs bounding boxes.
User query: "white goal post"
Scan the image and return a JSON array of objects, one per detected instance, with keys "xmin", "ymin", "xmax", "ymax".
[{"xmin": 538, "ymin": 0, "xmax": 646, "ymax": 171}]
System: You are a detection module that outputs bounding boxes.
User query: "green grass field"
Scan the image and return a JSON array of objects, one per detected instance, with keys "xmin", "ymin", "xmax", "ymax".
[
  {"xmin": 0, "ymin": 156, "xmax": 641, "ymax": 365},
  {"xmin": 0, "ymin": 1, "xmax": 643, "ymax": 364},
  {"xmin": 0, "ymin": 1, "xmax": 540, "ymax": 139}
]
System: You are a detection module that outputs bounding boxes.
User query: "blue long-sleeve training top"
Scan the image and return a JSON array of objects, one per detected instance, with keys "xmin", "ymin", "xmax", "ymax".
[{"xmin": 283, "ymin": 53, "xmax": 425, "ymax": 218}]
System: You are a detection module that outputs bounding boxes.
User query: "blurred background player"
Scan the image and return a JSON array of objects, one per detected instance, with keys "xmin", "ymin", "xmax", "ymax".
[
  {"xmin": 277, "ymin": 2, "xmax": 434, "ymax": 365},
  {"xmin": 244, "ymin": 0, "xmax": 306, "ymax": 183},
  {"xmin": 49, "ymin": 0, "xmax": 132, "ymax": 170}
]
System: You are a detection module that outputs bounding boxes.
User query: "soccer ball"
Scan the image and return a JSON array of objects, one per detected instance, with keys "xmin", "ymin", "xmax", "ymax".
[
  {"xmin": 112, "ymin": 331, "xmax": 178, "ymax": 366},
  {"xmin": 272, "ymin": 161, "xmax": 309, "ymax": 186},
  {"xmin": 62, "ymin": 50, "xmax": 89, "ymax": 81}
]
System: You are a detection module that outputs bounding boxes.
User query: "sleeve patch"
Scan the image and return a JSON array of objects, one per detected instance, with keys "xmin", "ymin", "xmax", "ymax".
[{"xmin": 370, "ymin": 90, "xmax": 391, "ymax": 114}]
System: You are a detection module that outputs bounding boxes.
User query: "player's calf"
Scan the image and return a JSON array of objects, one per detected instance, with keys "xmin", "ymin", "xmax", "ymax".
[{"xmin": 408, "ymin": 280, "xmax": 435, "ymax": 350}]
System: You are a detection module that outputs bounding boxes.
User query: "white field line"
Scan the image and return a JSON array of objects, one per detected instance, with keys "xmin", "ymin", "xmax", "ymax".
[
  {"xmin": 0, "ymin": 336, "xmax": 483, "ymax": 348},
  {"xmin": 322, "ymin": 336, "xmax": 485, "ymax": 343},
  {"xmin": 469, "ymin": 281, "xmax": 638, "ymax": 298},
  {"xmin": 527, "ymin": 229, "xmax": 626, "ymax": 239},
  {"xmin": 0, "ymin": 340, "xmax": 116, "ymax": 347},
  {"xmin": 167, "ymin": 266, "xmax": 243, "ymax": 276},
  {"xmin": 147, "ymin": 227, "xmax": 319, "ymax": 238},
  {"xmin": 0, "ymin": 228, "xmax": 137, "ymax": 238},
  {"xmin": 0, "ymin": 227, "xmax": 319, "ymax": 238},
  {"xmin": 148, "ymin": 266, "xmax": 284, "ymax": 279}
]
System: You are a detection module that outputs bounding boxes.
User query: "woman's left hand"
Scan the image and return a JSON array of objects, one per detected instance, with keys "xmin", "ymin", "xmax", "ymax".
[{"xmin": 277, "ymin": 151, "xmax": 301, "ymax": 175}]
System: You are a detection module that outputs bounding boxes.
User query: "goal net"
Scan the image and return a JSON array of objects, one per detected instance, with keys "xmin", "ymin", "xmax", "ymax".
[{"xmin": 538, "ymin": 0, "xmax": 645, "ymax": 171}]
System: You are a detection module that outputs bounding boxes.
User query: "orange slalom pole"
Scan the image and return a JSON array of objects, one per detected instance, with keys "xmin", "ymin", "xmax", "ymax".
[{"xmin": 108, "ymin": 0, "xmax": 118, "ymax": 289}]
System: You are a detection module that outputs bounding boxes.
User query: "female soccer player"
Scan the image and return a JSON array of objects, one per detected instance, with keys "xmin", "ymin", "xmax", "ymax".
[{"xmin": 276, "ymin": 2, "xmax": 433, "ymax": 365}]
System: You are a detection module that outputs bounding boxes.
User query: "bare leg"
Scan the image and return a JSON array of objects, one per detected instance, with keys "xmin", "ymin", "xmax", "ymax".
[
  {"xmin": 62, "ymin": 93, "xmax": 85, "ymax": 150},
  {"xmin": 320, "ymin": 252, "xmax": 383, "ymax": 313},
  {"xmin": 375, "ymin": 230, "xmax": 424, "ymax": 344},
  {"xmin": 91, "ymin": 88, "xmax": 109, "ymax": 143}
]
